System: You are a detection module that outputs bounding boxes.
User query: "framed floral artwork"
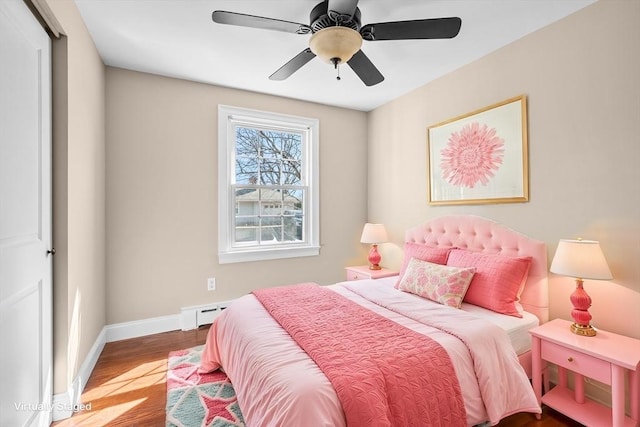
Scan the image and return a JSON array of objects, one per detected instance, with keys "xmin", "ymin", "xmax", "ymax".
[{"xmin": 427, "ymin": 95, "xmax": 529, "ymax": 205}]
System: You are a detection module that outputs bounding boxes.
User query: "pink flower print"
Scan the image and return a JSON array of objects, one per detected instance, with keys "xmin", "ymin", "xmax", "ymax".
[{"xmin": 440, "ymin": 122, "xmax": 504, "ymax": 188}]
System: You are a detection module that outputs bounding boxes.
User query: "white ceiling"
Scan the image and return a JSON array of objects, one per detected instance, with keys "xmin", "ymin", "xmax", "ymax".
[{"xmin": 74, "ymin": 0, "xmax": 595, "ymax": 112}]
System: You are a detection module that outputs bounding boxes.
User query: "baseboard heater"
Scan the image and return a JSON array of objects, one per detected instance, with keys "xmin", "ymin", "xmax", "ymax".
[{"xmin": 180, "ymin": 300, "xmax": 234, "ymax": 331}]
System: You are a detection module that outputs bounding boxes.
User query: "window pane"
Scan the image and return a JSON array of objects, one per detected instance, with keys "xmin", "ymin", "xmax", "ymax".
[
  {"xmin": 282, "ymin": 213, "xmax": 300, "ymax": 242},
  {"xmin": 260, "ymin": 225, "xmax": 282, "ymax": 242},
  {"xmin": 259, "ymin": 130, "xmax": 282, "ymax": 159},
  {"xmin": 284, "ymin": 189, "xmax": 304, "ymax": 241},
  {"xmin": 282, "ymin": 159, "xmax": 301, "ymax": 185},
  {"xmin": 235, "ymin": 216, "xmax": 258, "ymax": 243},
  {"xmin": 235, "ymin": 127, "xmax": 260, "ymax": 184},
  {"xmin": 281, "ymin": 133, "xmax": 302, "ymax": 185},
  {"xmin": 235, "ymin": 188, "xmax": 259, "ymax": 215},
  {"xmin": 260, "ymin": 160, "xmax": 281, "ymax": 185},
  {"xmin": 235, "ymin": 156, "xmax": 258, "ymax": 185},
  {"xmin": 286, "ymin": 189, "xmax": 303, "ymax": 208},
  {"xmin": 261, "ymin": 213, "xmax": 284, "ymax": 243},
  {"xmin": 260, "ymin": 188, "xmax": 283, "ymax": 213},
  {"xmin": 282, "ymin": 190, "xmax": 298, "ymax": 215}
]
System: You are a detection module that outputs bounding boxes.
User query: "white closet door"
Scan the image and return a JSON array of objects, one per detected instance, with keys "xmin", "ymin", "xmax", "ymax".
[{"xmin": 0, "ymin": 0, "xmax": 53, "ymax": 426}]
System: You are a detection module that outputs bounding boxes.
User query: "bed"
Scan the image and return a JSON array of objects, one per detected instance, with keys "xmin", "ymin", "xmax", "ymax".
[{"xmin": 199, "ymin": 215, "xmax": 548, "ymax": 426}]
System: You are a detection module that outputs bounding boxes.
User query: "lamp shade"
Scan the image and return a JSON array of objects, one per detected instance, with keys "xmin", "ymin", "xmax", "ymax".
[
  {"xmin": 309, "ymin": 26, "xmax": 362, "ymax": 64},
  {"xmin": 550, "ymin": 239, "xmax": 612, "ymax": 280},
  {"xmin": 360, "ymin": 223, "xmax": 388, "ymax": 244}
]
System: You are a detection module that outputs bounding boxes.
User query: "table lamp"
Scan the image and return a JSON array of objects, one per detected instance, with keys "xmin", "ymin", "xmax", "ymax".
[
  {"xmin": 550, "ymin": 238, "xmax": 612, "ymax": 337},
  {"xmin": 360, "ymin": 223, "xmax": 388, "ymax": 270}
]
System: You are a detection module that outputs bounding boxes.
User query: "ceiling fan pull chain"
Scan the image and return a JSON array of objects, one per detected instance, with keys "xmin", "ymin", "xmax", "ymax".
[{"xmin": 330, "ymin": 57, "xmax": 341, "ymax": 81}]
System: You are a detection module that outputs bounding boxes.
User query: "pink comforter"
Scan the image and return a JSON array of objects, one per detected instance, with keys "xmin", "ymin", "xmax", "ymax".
[
  {"xmin": 199, "ymin": 278, "xmax": 540, "ymax": 426},
  {"xmin": 253, "ymin": 283, "xmax": 466, "ymax": 427}
]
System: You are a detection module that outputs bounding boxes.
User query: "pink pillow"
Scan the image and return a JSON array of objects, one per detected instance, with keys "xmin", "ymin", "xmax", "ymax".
[
  {"xmin": 398, "ymin": 258, "xmax": 475, "ymax": 308},
  {"xmin": 395, "ymin": 242, "xmax": 453, "ymax": 288},
  {"xmin": 446, "ymin": 249, "xmax": 532, "ymax": 318}
]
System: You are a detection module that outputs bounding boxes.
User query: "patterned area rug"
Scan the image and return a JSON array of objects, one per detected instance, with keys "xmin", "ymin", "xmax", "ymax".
[{"xmin": 166, "ymin": 345, "xmax": 245, "ymax": 427}]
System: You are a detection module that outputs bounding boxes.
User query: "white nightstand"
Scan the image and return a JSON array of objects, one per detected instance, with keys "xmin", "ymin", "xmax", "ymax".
[
  {"xmin": 345, "ymin": 265, "xmax": 398, "ymax": 281},
  {"xmin": 530, "ymin": 318, "xmax": 640, "ymax": 427}
]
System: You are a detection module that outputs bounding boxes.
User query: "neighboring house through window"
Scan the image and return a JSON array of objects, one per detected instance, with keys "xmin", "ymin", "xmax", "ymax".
[{"xmin": 218, "ymin": 105, "xmax": 319, "ymax": 263}]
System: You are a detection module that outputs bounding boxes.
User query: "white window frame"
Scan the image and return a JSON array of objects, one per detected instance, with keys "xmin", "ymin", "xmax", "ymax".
[{"xmin": 218, "ymin": 105, "xmax": 320, "ymax": 264}]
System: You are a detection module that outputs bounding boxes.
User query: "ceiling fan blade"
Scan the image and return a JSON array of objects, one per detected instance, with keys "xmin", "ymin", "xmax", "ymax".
[
  {"xmin": 212, "ymin": 10, "xmax": 312, "ymax": 34},
  {"xmin": 269, "ymin": 49, "xmax": 317, "ymax": 81},
  {"xmin": 326, "ymin": 0, "xmax": 359, "ymax": 21},
  {"xmin": 347, "ymin": 50, "xmax": 384, "ymax": 86},
  {"xmin": 361, "ymin": 17, "xmax": 462, "ymax": 41}
]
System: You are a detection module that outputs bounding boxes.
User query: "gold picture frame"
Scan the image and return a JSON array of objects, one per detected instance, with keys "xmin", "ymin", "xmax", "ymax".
[{"xmin": 427, "ymin": 95, "xmax": 529, "ymax": 205}]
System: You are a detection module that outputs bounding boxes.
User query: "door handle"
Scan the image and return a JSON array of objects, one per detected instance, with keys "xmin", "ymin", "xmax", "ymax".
[{"xmin": 47, "ymin": 248, "xmax": 56, "ymax": 256}]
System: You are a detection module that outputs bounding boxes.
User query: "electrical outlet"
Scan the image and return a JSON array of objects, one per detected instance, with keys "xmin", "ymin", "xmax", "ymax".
[{"xmin": 207, "ymin": 277, "xmax": 216, "ymax": 291}]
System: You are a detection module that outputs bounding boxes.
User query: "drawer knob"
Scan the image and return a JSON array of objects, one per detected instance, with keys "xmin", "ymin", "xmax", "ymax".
[{"xmin": 567, "ymin": 356, "xmax": 574, "ymax": 362}]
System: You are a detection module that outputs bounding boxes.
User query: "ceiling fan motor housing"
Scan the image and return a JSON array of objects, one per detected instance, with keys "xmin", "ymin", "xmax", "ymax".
[{"xmin": 310, "ymin": 1, "xmax": 361, "ymax": 32}]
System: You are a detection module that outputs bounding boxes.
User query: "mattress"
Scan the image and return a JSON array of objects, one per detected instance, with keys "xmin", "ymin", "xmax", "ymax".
[{"xmin": 460, "ymin": 301, "xmax": 539, "ymax": 355}]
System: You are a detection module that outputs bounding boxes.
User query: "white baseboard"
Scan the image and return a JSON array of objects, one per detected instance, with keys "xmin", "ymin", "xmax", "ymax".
[
  {"xmin": 52, "ymin": 327, "xmax": 106, "ymax": 421},
  {"xmin": 105, "ymin": 314, "xmax": 181, "ymax": 342}
]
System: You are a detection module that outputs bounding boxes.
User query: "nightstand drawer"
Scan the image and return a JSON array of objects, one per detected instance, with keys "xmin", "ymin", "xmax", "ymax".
[
  {"xmin": 541, "ymin": 340, "xmax": 611, "ymax": 384},
  {"xmin": 346, "ymin": 270, "xmax": 365, "ymax": 281}
]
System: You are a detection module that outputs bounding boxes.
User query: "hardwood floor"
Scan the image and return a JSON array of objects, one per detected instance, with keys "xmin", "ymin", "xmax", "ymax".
[{"xmin": 53, "ymin": 326, "xmax": 584, "ymax": 426}]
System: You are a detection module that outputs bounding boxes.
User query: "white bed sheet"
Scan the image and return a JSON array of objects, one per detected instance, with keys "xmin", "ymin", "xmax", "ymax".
[{"xmin": 357, "ymin": 276, "xmax": 539, "ymax": 356}]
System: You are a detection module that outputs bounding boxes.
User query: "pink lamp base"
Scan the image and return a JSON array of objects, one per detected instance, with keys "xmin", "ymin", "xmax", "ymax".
[
  {"xmin": 570, "ymin": 279, "xmax": 597, "ymax": 337},
  {"xmin": 368, "ymin": 244, "xmax": 382, "ymax": 270}
]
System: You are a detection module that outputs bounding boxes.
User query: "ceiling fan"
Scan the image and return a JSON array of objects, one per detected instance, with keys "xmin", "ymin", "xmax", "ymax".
[{"xmin": 212, "ymin": 0, "xmax": 462, "ymax": 86}]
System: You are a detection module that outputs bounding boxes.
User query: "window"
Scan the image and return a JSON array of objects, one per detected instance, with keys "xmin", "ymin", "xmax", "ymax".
[{"xmin": 218, "ymin": 105, "xmax": 319, "ymax": 263}]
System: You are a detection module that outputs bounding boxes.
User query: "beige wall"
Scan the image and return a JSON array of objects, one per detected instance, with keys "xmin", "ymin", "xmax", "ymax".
[
  {"xmin": 105, "ymin": 68, "xmax": 368, "ymax": 324},
  {"xmin": 46, "ymin": 0, "xmax": 106, "ymax": 394},
  {"xmin": 368, "ymin": 0, "xmax": 640, "ymax": 339}
]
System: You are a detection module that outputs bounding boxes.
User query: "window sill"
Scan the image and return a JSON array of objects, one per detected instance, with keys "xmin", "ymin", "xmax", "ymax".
[{"xmin": 218, "ymin": 245, "xmax": 320, "ymax": 264}]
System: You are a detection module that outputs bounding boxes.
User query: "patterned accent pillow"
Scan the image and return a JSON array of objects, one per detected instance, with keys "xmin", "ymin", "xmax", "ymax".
[
  {"xmin": 446, "ymin": 249, "xmax": 532, "ymax": 318},
  {"xmin": 395, "ymin": 242, "xmax": 454, "ymax": 288},
  {"xmin": 398, "ymin": 258, "xmax": 476, "ymax": 308}
]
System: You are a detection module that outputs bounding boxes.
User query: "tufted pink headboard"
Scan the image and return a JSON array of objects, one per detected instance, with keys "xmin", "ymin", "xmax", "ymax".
[{"xmin": 405, "ymin": 215, "xmax": 549, "ymax": 323}]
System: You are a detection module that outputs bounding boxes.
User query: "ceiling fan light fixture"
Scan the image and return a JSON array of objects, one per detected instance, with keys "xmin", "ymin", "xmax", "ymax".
[{"xmin": 309, "ymin": 26, "xmax": 362, "ymax": 65}]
